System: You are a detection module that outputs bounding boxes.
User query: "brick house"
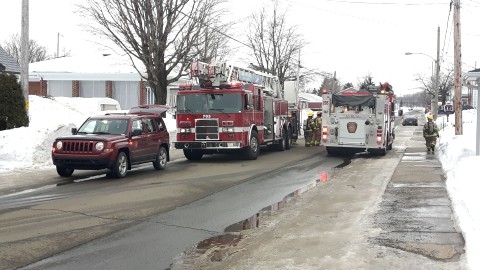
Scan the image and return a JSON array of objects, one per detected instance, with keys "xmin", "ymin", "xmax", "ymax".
[{"xmin": 29, "ymin": 54, "xmax": 187, "ymax": 110}]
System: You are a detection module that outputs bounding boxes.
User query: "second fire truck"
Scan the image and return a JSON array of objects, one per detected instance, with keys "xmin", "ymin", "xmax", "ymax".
[
  {"xmin": 320, "ymin": 83, "xmax": 396, "ymax": 156},
  {"xmin": 173, "ymin": 61, "xmax": 298, "ymax": 160}
]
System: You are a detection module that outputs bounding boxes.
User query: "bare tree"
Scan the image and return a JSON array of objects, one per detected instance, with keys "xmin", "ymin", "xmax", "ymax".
[
  {"xmin": 245, "ymin": 0, "xmax": 304, "ymax": 87},
  {"xmin": 320, "ymin": 76, "xmax": 341, "ymax": 93},
  {"xmin": 343, "ymin": 82, "xmax": 354, "ymax": 90},
  {"xmin": 194, "ymin": 18, "xmax": 233, "ymax": 63},
  {"xmin": 415, "ymin": 66, "xmax": 454, "ymax": 106},
  {"xmin": 78, "ymin": 0, "xmax": 226, "ymax": 105},
  {"xmin": 2, "ymin": 34, "xmax": 50, "ymax": 63},
  {"xmin": 399, "ymin": 91, "xmax": 428, "ymax": 108},
  {"xmin": 357, "ymin": 73, "xmax": 375, "ymax": 90}
]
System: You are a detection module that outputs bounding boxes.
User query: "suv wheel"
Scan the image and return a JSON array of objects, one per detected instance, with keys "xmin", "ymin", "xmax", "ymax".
[
  {"xmin": 111, "ymin": 152, "xmax": 128, "ymax": 178},
  {"xmin": 153, "ymin": 146, "xmax": 167, "ymax": 170},
  {"xmin": 56, "ymin": 165, "xmax": 74, "ymax": 177}
]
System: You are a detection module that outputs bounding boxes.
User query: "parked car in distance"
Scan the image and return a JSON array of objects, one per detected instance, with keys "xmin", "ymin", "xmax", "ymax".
[
  {"xmin": 402, "ymin": 116, "xmax": 418, "ymax": 126},
  {"xmin": 51, "ymin": 105, "xmax": 170, "ymax": 178}
]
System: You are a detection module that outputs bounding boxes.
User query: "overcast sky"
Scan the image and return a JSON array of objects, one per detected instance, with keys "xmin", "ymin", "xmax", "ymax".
[{"xmin": 1, "ymin": 0, "xmax": 479, "ymax": 96}]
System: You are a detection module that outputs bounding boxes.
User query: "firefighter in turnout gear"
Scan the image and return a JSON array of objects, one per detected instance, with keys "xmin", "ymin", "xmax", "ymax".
[
  {"xmin": 423, "ymin": 115, "xmax": 439, "ymax": 152},
  {"xmin": 304, "ymin": 112, "xmax": 316, "ymax": 147},
  {"xmin": 313, "ymin": 111, "xmax": 322, "ymax": 146}
]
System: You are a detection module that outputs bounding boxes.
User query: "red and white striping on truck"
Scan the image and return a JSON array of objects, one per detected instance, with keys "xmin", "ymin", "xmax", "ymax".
[
  {"xmin": 320, "ymin": 83, "xmax": 396, "ymax": 156},
  {"xmin": 173, "ymin": 61, "xmax": 299, "ymax": 160}
]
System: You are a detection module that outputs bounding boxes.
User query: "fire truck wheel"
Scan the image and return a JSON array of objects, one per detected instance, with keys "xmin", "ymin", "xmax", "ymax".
[
  {"xmin": 326, "ymin": 147, "xmax": 339, "ymax": 156},
  {"xmin": 285, "ymin": 128, "xmax": 292, "ymax": 150},
  {"xmin": 153, "ymin": 146, "xmax": 168, "ymax": 170},
  {"xmin": 111, "ymin": 152, "xmax": 128, "ymax": 178},
  {"xmin": 56, "ymin": 165, "xmax": 74, "ymax": 177},
  {"xmin": 244, "ymin": 130, "xmax": 259, "ymax": 160},
  {"xmin": 183, "ymin": 149, "xmax": 203, "ymax": 161},
  {"xmin": 277, "ymin": 130, "xmax": 287, "ymax": 151},
  {"xmin": 387, "ymin": 136, "xmax": 393, "ymax": 150},
  {"xmin": 370, "ymin": 148, "xmax": 386, "ymax": 156}
]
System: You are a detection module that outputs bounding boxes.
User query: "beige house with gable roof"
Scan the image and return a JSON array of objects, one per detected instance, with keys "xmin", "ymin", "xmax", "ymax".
[{"xmin": 28, "ymin": 53, "xmax": 187, "ymax": 110}]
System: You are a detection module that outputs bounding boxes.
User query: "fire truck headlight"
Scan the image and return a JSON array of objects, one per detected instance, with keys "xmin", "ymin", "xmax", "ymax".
[
  {"xmin": 227, "ymin": 142, "xmax": 240, "ymax": 147},
  {"xmin": 180, "ymin": 128, "xmax": 191, "ymax": 133},
  {"xmin": 222, "ymin": 127, "xmax": 234, "ymax": 133}
]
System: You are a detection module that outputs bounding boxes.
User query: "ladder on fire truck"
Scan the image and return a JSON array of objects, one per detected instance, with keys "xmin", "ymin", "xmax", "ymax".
[{"xmin": 189, "ymin": 61, "xmax": 282, "ymax": 98}]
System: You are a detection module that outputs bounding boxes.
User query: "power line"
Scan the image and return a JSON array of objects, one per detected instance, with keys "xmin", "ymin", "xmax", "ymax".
[{"xmin": 441, "ymin": 1, "xmax": 453, "ymax": 57}]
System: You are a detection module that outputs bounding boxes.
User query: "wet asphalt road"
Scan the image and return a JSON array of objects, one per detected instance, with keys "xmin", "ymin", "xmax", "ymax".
[{"xmin": 20, "ymin": 151, "xmax": 343, "ymax": 270}]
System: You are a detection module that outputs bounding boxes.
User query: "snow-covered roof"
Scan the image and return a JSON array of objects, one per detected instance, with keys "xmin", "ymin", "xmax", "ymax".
[
  {"xmin": 298, "ymin": 92, "xmax": 322, "ymax": 102},
  {"xmin": 0, "ymin": 46, "xmax": 20, "ymax": 74},
  {"xmin": 29, "ymin": 53, "xmax": 145, "ymax": 81}
]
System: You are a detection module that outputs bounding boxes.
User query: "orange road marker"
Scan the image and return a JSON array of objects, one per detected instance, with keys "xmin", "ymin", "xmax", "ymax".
[{"xmin": 320, "ymin": 171, "xmax": 328, "ymax": 183}]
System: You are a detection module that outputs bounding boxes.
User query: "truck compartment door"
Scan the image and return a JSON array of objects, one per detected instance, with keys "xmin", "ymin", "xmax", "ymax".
[{"xmin": 338, "ymin": 119, "xmax": 366, "ymax": 145}]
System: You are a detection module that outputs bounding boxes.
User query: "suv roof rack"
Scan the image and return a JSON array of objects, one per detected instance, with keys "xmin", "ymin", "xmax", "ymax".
[{"xmin": 128, "ymin": 104, "xmax": 171, "ymax": 115}]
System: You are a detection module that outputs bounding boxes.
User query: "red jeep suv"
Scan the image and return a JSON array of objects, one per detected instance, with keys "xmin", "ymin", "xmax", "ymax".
[{"xmin": 51, "ymin": 105, "xmax": 170, "ymax": 178}]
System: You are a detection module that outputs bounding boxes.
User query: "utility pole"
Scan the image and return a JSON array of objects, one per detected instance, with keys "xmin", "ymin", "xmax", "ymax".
[
  {"xmin": 295, "ymin": 49, "xmax": 300, "ymax": 105},
  {"xmin": 477, "ymin": 78, "xmax": 480, "ymax": 155},
  {"xmin": 21, "ymin": 0, "xmax": 29, "ymax": 120},
  {"xmin": 331, "ymin": 71, "xmax": 336, "ymax": 93},
  {"xmin": 454, "ymin": 0, "xmax": 463, "ymax": 135},
  {"xmin": 433, "ymin": 26, "xmax": 440, "ymax": 120},
  {"xmin": 57, "ymin": 32, "xmax": 60, "ymax": 58}
]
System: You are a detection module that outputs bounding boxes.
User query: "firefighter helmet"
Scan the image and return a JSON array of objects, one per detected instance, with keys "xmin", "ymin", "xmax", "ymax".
[
  {"xmin": 427, "ymin": 115, "xmax": 433, "ymax": 120},
  {"xmin": 308, "ymin": 112, "xmax": 314, "ymax": 117}
]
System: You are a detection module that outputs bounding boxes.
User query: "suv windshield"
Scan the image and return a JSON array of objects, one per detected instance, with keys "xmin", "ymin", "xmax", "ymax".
[
  {"xmin": 177, "ymin": 93, "xmax": 242, "ymax": 114},
  {"xmin": 78, "ymin": 119, "xmax": 129, "ymax": 135}
]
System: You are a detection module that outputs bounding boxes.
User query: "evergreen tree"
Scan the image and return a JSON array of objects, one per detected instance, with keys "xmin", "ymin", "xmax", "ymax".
[{"xmin": 0, "ymin": 73, "xmax": 29, "ymax": 130}]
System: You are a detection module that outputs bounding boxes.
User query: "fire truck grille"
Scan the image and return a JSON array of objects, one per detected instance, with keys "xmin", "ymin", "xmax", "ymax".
[
  {"xmin": 196, "ymin": 119, "xmax": 219, "ymax": 140},
  {"xmin": 63, "ymin": 141, "xmax": 95, "ymax": 153}
]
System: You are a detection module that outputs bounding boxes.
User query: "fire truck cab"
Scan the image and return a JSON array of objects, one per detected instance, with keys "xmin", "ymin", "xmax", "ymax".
[
  {"xmin": 173, "ymin": 61, "xmax": 295, "ymax": 160},
  {"xmin": 320, "ymin": 83, "xmax": 396, "ymax": 156}
]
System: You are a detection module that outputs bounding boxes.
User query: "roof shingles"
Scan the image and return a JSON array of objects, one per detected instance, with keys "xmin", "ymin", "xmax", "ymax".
[{"xmin": 0, "ymin": 46, "xmax": 21, "ymax": 74}]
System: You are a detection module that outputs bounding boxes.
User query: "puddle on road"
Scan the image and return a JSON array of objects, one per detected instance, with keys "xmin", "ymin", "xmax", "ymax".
[
  {"xmin": 224, "ymin": 192, "xmax": 296, "ymax": 232},
  {"xmin": 196, "ymin": 233, "xmax": 242, "ymax": 251},
  {"xmin": 172, "ymin": 169, "xmax": 336, "ymax": 268}
]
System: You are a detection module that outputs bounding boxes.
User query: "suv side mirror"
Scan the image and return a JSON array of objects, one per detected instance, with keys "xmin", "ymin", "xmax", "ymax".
[{"xmin": 71, "ymin": 127, "xmax": 77, "ymax": 135}]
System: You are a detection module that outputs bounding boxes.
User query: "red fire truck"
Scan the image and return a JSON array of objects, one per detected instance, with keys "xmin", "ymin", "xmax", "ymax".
[
  {"xmin": 173, "ymin": 61, "xmax": 297, "ymax": 160},
  {"xmin": 320, "ymin": 83, "xmax": 396, "ymax": 156}
]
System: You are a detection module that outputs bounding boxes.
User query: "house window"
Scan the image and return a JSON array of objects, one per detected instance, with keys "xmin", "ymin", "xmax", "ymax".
[
  {"xmin": 146, "ymin": 86, "xmax": 155, "ymax": 104},
  {"xmin": 48, "ymin": 80, "xmax": 72, "ymax": 97},
  {"xmin": 113, "ymin": 81, "xmax": 140, "ymax": 110},
  {"xmin": 80, "ymin": 81, "xmax": 106, "ymax": 98}
]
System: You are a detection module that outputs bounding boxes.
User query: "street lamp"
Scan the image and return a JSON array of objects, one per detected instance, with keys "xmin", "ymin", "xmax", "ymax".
[
  {"xmin": 405, "ymin": 27, "xmax": 441, "ymax": 119},
  {"xmin": 405, "ymin": 52, "xmax": 440, "ymax": 119}
]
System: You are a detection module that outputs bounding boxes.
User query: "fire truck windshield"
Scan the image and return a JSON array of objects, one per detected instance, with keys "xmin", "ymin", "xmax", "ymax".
[{"xmin": 177, "ymin": 93, "xmax": 242, "ymax": 114}]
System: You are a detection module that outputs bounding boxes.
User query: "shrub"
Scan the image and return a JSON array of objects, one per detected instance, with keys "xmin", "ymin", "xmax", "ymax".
[{"xmin": 0, "ymin": 73, "xmax": 29, "ymax": 130}]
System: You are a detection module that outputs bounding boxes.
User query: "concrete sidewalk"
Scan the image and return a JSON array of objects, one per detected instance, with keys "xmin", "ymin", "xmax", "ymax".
[{"xmin": 181, "ymin": 128, "xmax": 467, "ymax": 270}]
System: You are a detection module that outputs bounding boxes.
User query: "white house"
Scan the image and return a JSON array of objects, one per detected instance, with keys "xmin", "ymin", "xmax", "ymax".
[{"xmin": 29, "ymin": 53, "xmax": 188, "ymax": 110}]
